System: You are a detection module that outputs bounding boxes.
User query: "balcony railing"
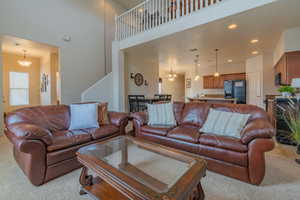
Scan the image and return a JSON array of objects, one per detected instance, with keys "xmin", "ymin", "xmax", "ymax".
[{"xmin": 115, "ymin": 0, "xmax": 223, "ymax": 40}]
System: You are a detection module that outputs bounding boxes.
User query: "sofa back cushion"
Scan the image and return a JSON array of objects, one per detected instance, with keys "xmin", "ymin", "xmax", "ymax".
[
  {"xmin": 5, "ymin": 105, "xmax": 70, "ymax": 132},
  {"xmin": 180, "ymin": 103, "xmax": 211, "ymax": 127},
  {"xmin": 211, "ymin": 104, "xmax": 269, "ymax": 123},
  {"xmin": 173, "ymin": 102, "xmax": 185, "ymax": 124}
]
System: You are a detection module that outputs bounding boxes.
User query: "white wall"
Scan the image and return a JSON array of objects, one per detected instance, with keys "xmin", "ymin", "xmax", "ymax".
[
  {"xmin": 124, "ymin": 50, "xmax": 159, "ymax": 111},
  {"xmin": 273, "ymin": 27, "xmax": 300, "ymax": 65},
  {"xmin": 40, "ymin": 54, "xmax": 51, "ymax": 105},
  {"xmin": 185, "ymin": 62, "xmax": 245, "ymax": 99},
  {"xmin": 263, "ymin": 53, "xmax": 279, "ymax": 96},
  {"xmin": 160, "ymin": 72, "xmax": 185, "ymax": 102},
  {"xmin": 0, "ymin": 42, "xmax": 3, "ymax": 135},
  {"xmin": 81, "ymin": 73, "xmax": 114, "ymax": 110},
  {"xmin": 246, "ymin": 55, "xmax": 264, "ymax": 108},
  {"xmin": 0, "ymin": 0, "xmax": 125, "ymax": 104}
]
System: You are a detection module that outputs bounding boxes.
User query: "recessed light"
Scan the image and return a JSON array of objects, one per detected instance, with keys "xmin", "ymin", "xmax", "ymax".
[
  {"xmin": 252, "ymin": 51, "xmax": 259, "ymax": 55},
  {"xmin": 138, "ymin": 8, "xmax": 143, "ymax": 13},
  {"xmin": 227, "ymin": 59, "xmax": 233, "ymax": 63},
  {"xmin": 228, "ymin": 24, "xmax": 238, "ymax": 30},
  {"xmin": 250, "ymin": 39, "xmax": 259, "ymax": 44}
]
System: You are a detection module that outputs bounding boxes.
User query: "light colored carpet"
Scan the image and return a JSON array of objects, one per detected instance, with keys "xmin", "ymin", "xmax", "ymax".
[{"xmin": 0, "ymin": 135, "xmax": 299, "ymax": 200}]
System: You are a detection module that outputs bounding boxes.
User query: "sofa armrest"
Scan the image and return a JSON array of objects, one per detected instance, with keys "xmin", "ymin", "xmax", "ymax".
[
  {"xmin": 131, "ymin": 112, "xmax": 148, "ymax": 136},
  {"xmin": 241, "ymin": 119, "xmax": 275, "ymax": 144},
  {"xmin": 131, "ymin": 112, "xmax": 148, "ymax": 126},
  {"xmin": 248, "ymin": 138, "xmax": 275, "ymax": 185},
  {"xmin": 108, "ymin": 112, "xmax": 129, "ymax": 127},
  {"xmin": 7, "ymin": 123, "xmax": 53, "ymax": 146}
]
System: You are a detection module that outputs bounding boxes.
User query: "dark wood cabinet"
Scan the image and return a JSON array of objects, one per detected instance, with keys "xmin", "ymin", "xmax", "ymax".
[
  {"xmin": 274, "ymin": 51, "xmax": 300, "ymax": 85},
  {"xmin": 203, "ymin": 73, "xmax": 246, "ymax": 89}
]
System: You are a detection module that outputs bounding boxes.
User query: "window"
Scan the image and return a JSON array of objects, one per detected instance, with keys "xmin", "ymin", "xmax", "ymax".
[{"xmin": 9, "ymin": 72, "xmax": 29, "ymax": 106}]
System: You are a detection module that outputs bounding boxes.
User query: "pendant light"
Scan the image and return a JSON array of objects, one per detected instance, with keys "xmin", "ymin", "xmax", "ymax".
[
  {"xmin": 18, "ymin": 50, "xmax": 32, "ymax": 67},
  {"xmin": 214, "ymin": 49, "xmax": 220, "ymax": 77},
  {"xmin": 168, "ymin": 61, "xmax": 177, "ymax": 81},
  {"xmin": 194, "ymin": 55, "xmax": 200, "ymax": 81}
]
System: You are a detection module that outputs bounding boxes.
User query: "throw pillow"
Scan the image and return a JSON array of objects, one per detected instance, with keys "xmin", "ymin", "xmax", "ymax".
[
  {"xmin": 69, "ymin": 103, "xmax": 100, "ymax": 130},
  {"xmin": 147, "ymin": 103, "xmax": 176, "ymax": 126},
  {"xmin": 200, "ymin": 109, "xmax": 250, "ymax": 138}
]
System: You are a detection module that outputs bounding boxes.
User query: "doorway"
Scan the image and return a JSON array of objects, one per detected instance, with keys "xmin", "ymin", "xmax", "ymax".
[{"xmin": 1, "ymin": 35, "xmax": 61, "ymax": 114}]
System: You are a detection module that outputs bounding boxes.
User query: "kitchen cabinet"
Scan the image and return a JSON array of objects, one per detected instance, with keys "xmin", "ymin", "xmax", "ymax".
[
  {"xmin": 203, "ymin": 73, "xmax": 246, "ymax": 89},
  {"xmin": 274, "ymin": 51, "xmax": 300, "ymax": 85}
]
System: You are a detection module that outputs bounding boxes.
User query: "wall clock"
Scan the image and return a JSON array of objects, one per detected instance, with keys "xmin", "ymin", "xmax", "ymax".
[{"xmin": 134, "ymin": 73, "xmax": 144, "ymax": 86}]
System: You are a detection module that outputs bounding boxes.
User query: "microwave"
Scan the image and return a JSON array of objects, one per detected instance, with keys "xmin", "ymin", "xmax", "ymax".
[{"xmin": 275, "ymin": 73, "xmax": 281, "ymax": 86}]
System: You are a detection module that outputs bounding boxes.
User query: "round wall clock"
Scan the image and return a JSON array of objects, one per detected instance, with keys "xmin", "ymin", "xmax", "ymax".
[{"xmin": 134, "ymin": 73, "xmax": 144, "ymax": 86}]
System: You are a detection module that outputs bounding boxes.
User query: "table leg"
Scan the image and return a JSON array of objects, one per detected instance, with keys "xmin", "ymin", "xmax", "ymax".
[
  {"xmin": 79, "ymin": 166, "xmax": 93, "ymax": 195},
  {"xmin": 187, "ymin": 182, "xmax": 205, "ymax": 200}
]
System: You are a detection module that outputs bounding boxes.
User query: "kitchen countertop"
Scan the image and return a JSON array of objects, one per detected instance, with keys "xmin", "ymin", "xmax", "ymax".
[{"xmin": 188, "ymin": 97, "xmax": 237, "ymax": 101}]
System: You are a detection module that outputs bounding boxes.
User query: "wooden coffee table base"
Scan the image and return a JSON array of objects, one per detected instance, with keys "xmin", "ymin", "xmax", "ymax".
[{"xmin": 79, "ymin": 167, "xmax": 205, "ymax": 200}]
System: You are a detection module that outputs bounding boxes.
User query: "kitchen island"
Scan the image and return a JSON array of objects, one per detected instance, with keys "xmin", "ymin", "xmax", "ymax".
[{"xmin": 188, "ymin": 97, "xmax": 237, "ymax": 104}]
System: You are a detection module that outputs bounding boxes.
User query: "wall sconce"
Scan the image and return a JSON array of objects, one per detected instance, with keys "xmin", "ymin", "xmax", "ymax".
[{"xmin": 130, "ymin": 73, "xmax": 135, "ymax": 79}]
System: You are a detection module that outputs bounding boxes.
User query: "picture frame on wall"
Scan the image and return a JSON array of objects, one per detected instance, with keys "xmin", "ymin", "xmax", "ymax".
[{"xmin": 186, "ymin": 78, "xmax": 191, "ymax": 88}]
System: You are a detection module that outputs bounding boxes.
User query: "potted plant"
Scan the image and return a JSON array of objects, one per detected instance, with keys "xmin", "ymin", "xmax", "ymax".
[
  {"xmin": 279, "ymin": 98, "xmax": 300, "ymax": 164},
  {"xmin": 278, "ymin": 86, "xmax": 295, "ymax": 97}
]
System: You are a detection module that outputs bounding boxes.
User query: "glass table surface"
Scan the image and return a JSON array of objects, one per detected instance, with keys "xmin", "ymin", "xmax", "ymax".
[{"xmin": 78, "ymin": 136, "xmax": 196, "ymax": 193}]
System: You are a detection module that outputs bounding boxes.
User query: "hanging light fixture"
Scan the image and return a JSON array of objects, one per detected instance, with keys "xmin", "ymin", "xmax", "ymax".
[
  {"xmin": 18, "ymin": 50, "xmax": 32, "ymax": 67},
  {"xmin": 168, "ymin": 61, "xmax": 177, "ymax": 81},
  {"xmin": 214, "ymin": 49, "xmax": 220, "ymax": 77},
  {"xmin": 194, "ymin": 55, "xmax": 200, "ymax": 81}
]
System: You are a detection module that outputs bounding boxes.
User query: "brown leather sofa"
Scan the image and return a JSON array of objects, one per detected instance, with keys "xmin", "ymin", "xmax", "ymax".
[
  {"xmin": 131, "ymin": 102, "xmax": 275, "ymax": 185},
  {"xmin": 4, "ymin": 104, "xmax": 129, "ymax": 186}
]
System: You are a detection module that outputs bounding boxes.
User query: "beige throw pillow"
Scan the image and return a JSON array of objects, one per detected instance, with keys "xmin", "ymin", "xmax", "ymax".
[
  {"xmin": 147, "ymin": 103, "xmax": 176, "ymax": 126},
  {"xmin": 200, "ymin": 109, "xmax": 250, "ymax": 138}
]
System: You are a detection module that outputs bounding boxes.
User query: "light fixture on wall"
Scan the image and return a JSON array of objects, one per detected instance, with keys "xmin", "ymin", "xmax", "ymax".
[
  {"xmin": 18, "ymin": 50, "xmax": 32, "ymax": 67},
  {"xmin": 214, "ymin": 49, "xmax": 220, "ymax": 77},
  {"xmin": 194, "ymin": 55, "xmax": 200, "ymax": 81},
  {"xmin": 168, "ymin": 61, "xmax": 177, "ymax": 81}
]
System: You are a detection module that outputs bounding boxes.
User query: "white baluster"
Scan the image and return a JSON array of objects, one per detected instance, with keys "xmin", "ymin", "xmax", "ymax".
[
  {"xmin": 143, "ymin": 3, "xmax": 146, "ymax": 31},
  {"xmin": 195, "ymin": 0, "xmax": 198, "ymax": 11},
  {"xmin": 159, "ymin": 0, "xmax": 161, "ymax": 25},
  {"xmin": 176, "ymin": 0, "xmax": 179, "ymax": 19}
]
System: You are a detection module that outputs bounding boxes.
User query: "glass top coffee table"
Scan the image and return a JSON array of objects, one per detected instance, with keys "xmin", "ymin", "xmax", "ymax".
[{"xmin": 76, "ymin": 136, "xmax": 206, "ymax": 200}]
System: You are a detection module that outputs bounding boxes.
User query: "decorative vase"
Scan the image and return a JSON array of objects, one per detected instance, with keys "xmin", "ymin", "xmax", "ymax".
[{"xmin": 281, "ymin": 92, "xmax": 291, "ymax": 97}]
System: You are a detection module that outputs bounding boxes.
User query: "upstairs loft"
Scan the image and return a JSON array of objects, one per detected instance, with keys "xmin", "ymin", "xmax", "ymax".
[
  {"xmin": 115, "ymin": 0, "xmax": 224, "ymax": 40},
  {"xmin": 114, "ymin": 0, "xmax": 277, "ymax": 49}
]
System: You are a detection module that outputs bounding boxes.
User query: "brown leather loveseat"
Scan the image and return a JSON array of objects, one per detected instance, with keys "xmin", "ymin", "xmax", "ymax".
[
  {"xmin": 4, "ymin": 104, "xmax": 128, "ymax": 186},
  {"xmin": 132, "ymin": 102, "xmax": 275, "ymax": 185}
]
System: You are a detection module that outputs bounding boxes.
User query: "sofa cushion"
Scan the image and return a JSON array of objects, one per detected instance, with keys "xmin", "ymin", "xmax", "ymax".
[
  {"xmin": 141, "ymin": 125, "xmax": 174, "ymax": 136},
  {"xmin": 147, "ymin": 103, "xmax": 176, "ymax": 126},
  {"xmin": 180, "ymin": 103, "xmax": 211, "ymax": 127},
  {"xmin": 47, "ymin": 129, "xmax": 92, "ymax": 152},
  {"xmin": 198, "ymin": 134, "xmax": 248, "ymax": 153},
  {"xmin": 212, "ymin": 104, "xmax": 269, "ymax": 123},
  {"xmin": 69, "ymin": 103, "xmax": 99, "ymax": 130},
  {"xmin": 87, "ymin": 125, "xmax": 119, "ymax": 140},
  {"xmin": 167, "ymin": 126, "xmax": 200, "ymax": 143},
  {"xmin": 5, "ymin": 105, "xmax": 70, "ymax": 132},
  {"xmin": 173, "ymin": 102, "xmax": 185, "ymax": 124},
  {"xmin": 200, "ymin": 109, "xmax": 250, "ymax": 139}
]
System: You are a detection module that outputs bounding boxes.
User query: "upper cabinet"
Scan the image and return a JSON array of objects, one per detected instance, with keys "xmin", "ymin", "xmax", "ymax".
[
  {"xmin": 274, "ymin": 51, "xmax": 300, "ymax": 85},
  {"xmin": 203, "ymin": 73, "xmax": 246, "ymax": 89}
]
